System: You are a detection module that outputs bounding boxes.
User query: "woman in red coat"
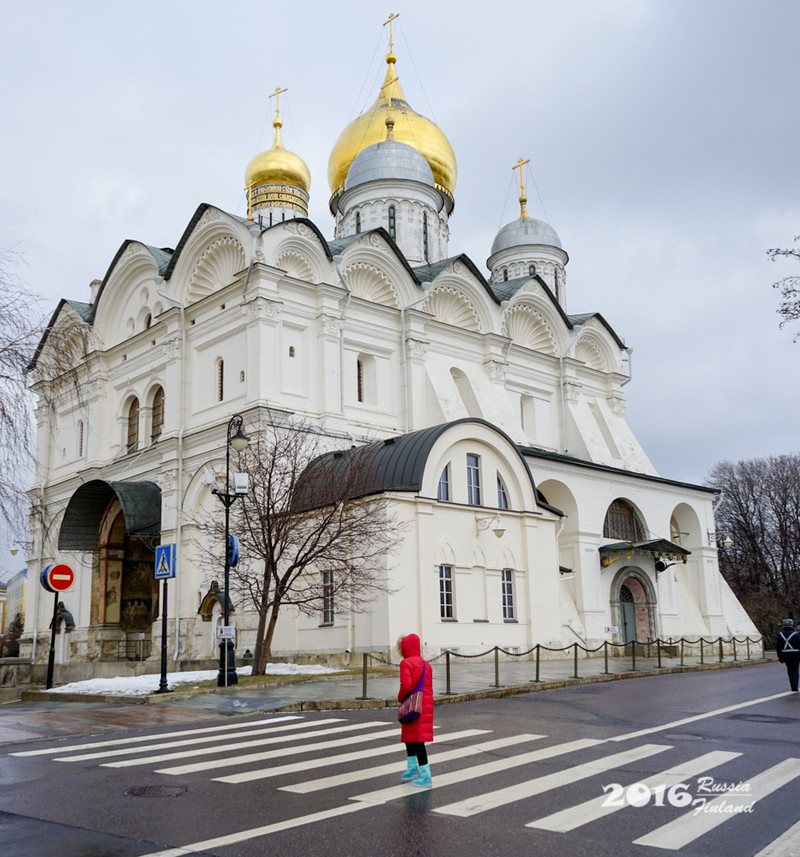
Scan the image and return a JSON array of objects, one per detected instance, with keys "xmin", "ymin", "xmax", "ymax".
[{"xmin": 397, "ymin": 633, "xmax": 434, "ymax": 787}]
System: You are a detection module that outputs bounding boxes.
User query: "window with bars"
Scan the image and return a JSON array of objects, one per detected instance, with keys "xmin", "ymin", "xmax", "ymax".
[
  {"xmin": 322, "ymin": 571, "xmax": 334, "ymax": 625},
  {"xmin": 126, "ymin": 399, "xmax": 139, "ymax": 453},
  {"xmin": 217, "ymin": 359, "xmax": 224, "ymax": 402},
  {"xmin": 501, "ymin": 569, "xmax": 515, "ymax": 619},
  {"xmin": 466, "ymin": 453, "xmax": 481, "ymax": 505},
  {"xmin": 151, "ymin": 386, "xmax": 164, "ymax": 442},
  {"xmin": 422, "ymin": 212, "xmax": 429, "ymax": 262},
  {"xmin": 437, "ymin": 464, "xmax": 450, "ymax": 501},
  {"xmin": 357, "ymin": 359, "xmax": 365, "ymax": 403},
  {"xmin": 603, "ymin": 498, "xmax": 646, "ymax": 542},
  {"xmin": 439, "ymin": 565, "xmax": 454, "ymax": 619},
  {"xmin": 355, "ymin": 212, "xmax": 361, "ymax": 234},
  {"xmin": 77, "ymin": 420, "xmax": 84, "ymax": 458},
  {"xmin": 388, "ymin": 205, "xmax": 396, "ymax": 240}
]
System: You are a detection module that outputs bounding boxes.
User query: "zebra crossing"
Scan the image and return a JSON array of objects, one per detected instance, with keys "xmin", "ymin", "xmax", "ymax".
[{"xmin": 10, "ymin": 707, "xmax": 800, "ymax": 856}]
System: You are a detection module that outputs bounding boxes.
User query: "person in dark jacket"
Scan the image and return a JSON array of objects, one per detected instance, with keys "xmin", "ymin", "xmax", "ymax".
[
  {"xmin": 397, "ymin": 633, "xmax": 434, "ymax": 787},
  {"xmin": 776, "ymin": 618, "xmax": 800, "ymax": 692}
]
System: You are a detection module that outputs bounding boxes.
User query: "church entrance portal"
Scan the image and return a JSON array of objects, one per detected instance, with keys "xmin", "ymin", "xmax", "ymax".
[{"xmin": 612, "ymin": 570, "xmax": 656, "ymax": 644}]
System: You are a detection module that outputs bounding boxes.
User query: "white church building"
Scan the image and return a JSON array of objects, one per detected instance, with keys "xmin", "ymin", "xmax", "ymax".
[{"xmin": 22, "ymin": 40, "xmax": 756, "ymax": 671}]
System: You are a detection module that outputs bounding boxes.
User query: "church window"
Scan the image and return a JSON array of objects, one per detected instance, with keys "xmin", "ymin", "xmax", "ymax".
[
  {"xmin": 388, "ymin": 206, "xmax": 396, "ymax": 240},
  {"xmin": 503, "ymin": 269, "xmax": 508, "ymax": 281},
  {"xmin": 497, "ymin": 475, "xmax": 509, "ymax": 509},
  {"xmin": 151, "ymin": 386, "xmax": 165, "ymax": 442},
  {"xmin": 289, "ymin": 346, "xmax": 295, "ymax": 358},
  {"xmin": 357, "ymin": 359, "xmax": 365, "ymax": 402},
  {"xmin": 126, "ymin": 398, "xmax": 139, "ymax": 453},
  {"xmin": 529, "ymin": 264, "xmax": 536, "ymax": 276},
  {"xmin": 466, "ymin": 453, "xmax": 481, "ymax": 505},
  {"xmin": 217, "ymin": 360, "xmax": 224, "ymax": 402},
  {"xmin": 144, "ymin": 313, "xmax": 152, "ymax": 329},
  {"xmin": 439, "ymin": 565, "xmax": 455, "ymax": 619},
  {"xmin": 355, "ymin": 212, "xmax": 361, "ymax": 234},
  {"xmin": 603, "ymin": 498, "xmax": 646, "ymax": 542},
  {"xmin": 437, "ymin": 464, "xmax": 451, "ymax": 501},
  {"xmin": 77, "ymin": 420, "xmax": 84, "ymax": 458},
  {"xmin": 423, "ymin": 212, "xmax": 429, "ymax": 262},
  {"xmin": 321, "ymin": 571, "xmax": 334, "ymax": 625},
  {"xmin": 501, "ymin": 569, "xmax": 515, "ymax": 620}
]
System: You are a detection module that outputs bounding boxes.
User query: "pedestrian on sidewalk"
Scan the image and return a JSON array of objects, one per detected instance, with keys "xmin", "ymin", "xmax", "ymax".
[
  {"xmin": 397, "ymin": 633, "xmax": 434, "ymax": 787},
  {"xmin": 776, "ymin": 618, "xmax": 800, "ymax": 692}
]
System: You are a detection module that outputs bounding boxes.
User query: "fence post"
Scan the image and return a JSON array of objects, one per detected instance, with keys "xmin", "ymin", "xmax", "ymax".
[
  {"xmin": 718, "ymin": 638, "xmax": 723, "ymax": 663},
  {"xmin": 533, "ymin": 644, "xmax": 541, "ymax": 683},
  {"xmin": 603, "ymin": 640, "xmax": 609, "ymax": 675},
  {"xmin": 631, "ymin": 641, "xmax": 636, "ymax": 671},
  {"xmin": 747, "ymin": 637, "xmax": 751, "ymax": 660},
  {"xmin": 700, "ymin": 638, "xmax": 704, "ymax": 665},
  {"xmin": 492, "ymin": 646, "xmax": 500, "ymax": 688},
  {"xmin": 573, "ymin": 643, "xmax": 578, "ymax": 679},
  {"xmin": 355, "ymin": 652, "xmax": 369, "ymax": 699},
  {"xmin": 657, "ymin": 637, "xmax": 662, "ymax": 669},
  {"xmin": 444, "ymin": 650, "xmax": 453, "ymax": 695},
  {"xmin": 733, "ymin": 637, "xmax": 737, "ymax": 661},
  {"xmin": 761, "ymin": 637, "xmax": 765, "ymax": 659}
]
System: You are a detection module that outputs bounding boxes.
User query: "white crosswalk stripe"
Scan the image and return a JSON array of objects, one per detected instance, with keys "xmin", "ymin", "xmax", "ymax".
[{"xmin": 218, "ymin": 728, "xmax": 499, "ymax": 785}]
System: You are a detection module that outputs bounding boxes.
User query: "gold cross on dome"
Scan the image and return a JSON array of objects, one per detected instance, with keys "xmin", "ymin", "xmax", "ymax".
[
  {"xmin": 512, "ymin": 157, "xmax": 530, "ymax": 198},
  {"xmin": 384, "ymin": 12, "xmax": 399, "ymax": 52},
  {"xmin": 269, "ymin": 85, "xmax": 288, "ymax": 117}
]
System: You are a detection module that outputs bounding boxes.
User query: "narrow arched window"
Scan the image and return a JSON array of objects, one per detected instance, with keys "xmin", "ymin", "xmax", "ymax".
[
  {"xmin": 604, "ymin": 498, "xmax": 646, "ymax": 541},
  {"xmin": 127, "ymin": 399, "xmax": 139, "ymax": 453},
  {"xmin": 217, "ymin": 360, "xmax": 224, "ymax": 402},
  {"xmin": 466, "ymin": 453, "xmax": 481, "ymax": 505},
  {"xmin": 437, "ymin": 464, "xmax": 450, "ymax": 501},
  {"xmin": 497, "ymin": 475, "xmax": 509, "ymax": 510},
  {"xmin": 422, "ymin": 212, "xmax": 429, "ymax": 262},
  {"xmin": 151, "ymin": 386, "xmax": 165, "ymax": 442},
  {"xmin": 355, "ymin": 212, "xmax": 361, "ymax": 234},
  {"xmin": 144, "ymin": 313, "xmax": 152, "ymax": 330},
  {"xmin": 357, "ymin": 359, "xmax": 365, "ymax": 403},
  {"xmin": 388, "ymin": 206, "xmax": 396, "ymax": 240},
  {"xmin": 503, "ymin": 269, "xmax": 508, "ymax": 281},
  {"xmin": 529, "ymin": 264, "xmax": 536, "ymax": 276},
  {"xmin": 77, "ymin": 420, "xmax": 84, "ymax": 458}
]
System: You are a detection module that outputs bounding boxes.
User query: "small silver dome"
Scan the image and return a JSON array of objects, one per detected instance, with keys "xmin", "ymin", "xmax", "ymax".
[
  {"xmin": 491, "ymin": 216, "xmax": 562, "ymax": 255},
  {"xmin": 345, "ymin": 140, "xmax": 435, "ymax": 190}
]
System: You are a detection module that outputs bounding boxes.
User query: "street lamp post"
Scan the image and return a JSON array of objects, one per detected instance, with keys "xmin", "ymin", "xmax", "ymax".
[{"xmin": 212, "ymin": 413, "xmax": 249, "ymax": 687}]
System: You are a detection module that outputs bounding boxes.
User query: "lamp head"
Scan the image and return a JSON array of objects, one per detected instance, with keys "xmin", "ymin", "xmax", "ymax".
[{"xmin": 230, "ymin": 427, "xmax": 249, "ymax": 453}]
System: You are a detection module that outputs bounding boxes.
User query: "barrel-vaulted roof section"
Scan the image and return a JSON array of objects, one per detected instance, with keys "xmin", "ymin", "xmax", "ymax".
[
  {"xmin": 291, "ymin": 418, "xmax": 548, "ymax": 513},
  {"xmin": 58, "ymin": 479, "xmax": 162, "ymax": 550}
]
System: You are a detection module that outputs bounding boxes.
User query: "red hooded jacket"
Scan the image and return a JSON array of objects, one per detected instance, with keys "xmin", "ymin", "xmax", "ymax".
[{"xmin": 398, "ymin": 633, "xmax": 434, "ymax": 743}]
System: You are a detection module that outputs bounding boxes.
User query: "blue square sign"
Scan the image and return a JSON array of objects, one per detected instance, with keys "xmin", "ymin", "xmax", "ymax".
[{"xmin": 155, "ymin": 544, "xmax": 176, "ymax": 579}]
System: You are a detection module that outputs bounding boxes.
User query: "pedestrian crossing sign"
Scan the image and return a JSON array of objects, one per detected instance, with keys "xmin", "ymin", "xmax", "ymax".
[{"xmin": 155, "ymin": 544, "xmax": 176, "ymax": 579}]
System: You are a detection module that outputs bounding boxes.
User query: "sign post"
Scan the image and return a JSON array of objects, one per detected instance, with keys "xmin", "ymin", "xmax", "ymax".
[
  {"xmin": 41, "ymin": 564, "xmax": 75, "ymax": 690},
  {"xmin": 154, "ymin": 545, "xmax": 176, "ymax": 693}
]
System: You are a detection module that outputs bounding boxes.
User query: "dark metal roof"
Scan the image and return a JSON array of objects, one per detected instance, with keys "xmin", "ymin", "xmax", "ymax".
[
  {"xmin": 413, "ymin": 254, "xmax": 498, "ymax": 303},
  {"xmin": 58, "ymin": 480, "xmax": 161, "ymax": 551},
  {"xmin": 567, "ymin": 311, "xmax": 626, "ymax": 349},
  {"xmin": 291, "ymin": 418, "xmax": 545, "ymax": 513}
]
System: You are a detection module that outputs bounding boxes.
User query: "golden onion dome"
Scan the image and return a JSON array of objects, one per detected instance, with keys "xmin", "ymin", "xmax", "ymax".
[
  {"xmin": 327, "ymin": 51, "xmax": 457, "ymax": 198},
  {"xmin": 246, "ymin": 116, "xmax": 311, "ymax": 193}
]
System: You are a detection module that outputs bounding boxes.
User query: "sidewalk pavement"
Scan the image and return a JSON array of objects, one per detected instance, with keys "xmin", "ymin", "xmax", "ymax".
[{"xmin": 0, "ymin": 650, "xmax": 776, "ymax": 747}]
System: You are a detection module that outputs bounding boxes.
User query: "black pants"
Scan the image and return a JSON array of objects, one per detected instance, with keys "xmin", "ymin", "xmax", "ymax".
[
  {"xmin": 405, "ymin": 742, "xmax": 428, "ymax": 765},
  {"xmin": 783, "ymin": 653, "xmax": 800, "ymax": 691}
]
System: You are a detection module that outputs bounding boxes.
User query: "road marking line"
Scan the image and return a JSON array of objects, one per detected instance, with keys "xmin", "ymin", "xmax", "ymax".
[
  {"xmin": 55, "ymin": 718, "xmax": 346, "ymax": 762},
  {"xmin": 434, "ymin": 743, "xmax": 671, "ymax": 817},
  {"xmin": 610, "ymin": 692, "xmax": 791, "ymax": 742},
  {"xmin": 136, "ymin": 802, "xmax": 372, "ymax": 857},
  {"xmin": 218, "ymin": 728, "xmax": 495, "ymax": 785},
  {"xmin": 350, "ymin": 737, "xmax": 602, "ymax": 804},
  {"xmin": 281, "ymin": 733, "xmax": 542, "ymax": 793},
  {"xmin": 154, "ymin": 726, "xmax": 400, "ymax": 775},
  {"xmin": 10, "ymin": 716, "xmax": 302, "ymax": 756},
  {"xmin": 753, "ymin": 816, "xmax": 800, "ymax": 857},
  {"xmin": 633, "ymin": 758, "xmax": 800, "ymax": 850},
  {"xmin": 527, "ymin": 750, "xmax": 741, "ymax": 831}
]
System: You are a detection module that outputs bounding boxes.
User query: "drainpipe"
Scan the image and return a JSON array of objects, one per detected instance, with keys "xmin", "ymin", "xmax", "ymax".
[
  {"xmin": 400, "ymin": 283, "xmax": 432, "ymax": 432},
  {"xmin": 621, "ymin": 346, "xmax": 633, "ymax": 387},
  {"xmin": 558, "ymin": 324, "xmax": 583, "ymax": 454},
  {"xmin": 154, "ymin": 277, "xmax": 187, "ymax": 661},
  {"xmin": 333, "ymin": 256, "xmax": 352, "ymax": 415}
]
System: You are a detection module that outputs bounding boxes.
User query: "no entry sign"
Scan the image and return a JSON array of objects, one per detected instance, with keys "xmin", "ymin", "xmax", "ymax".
[{"xmin": 41, "ymin": 564, "xmax": 75, "ymax": 593}]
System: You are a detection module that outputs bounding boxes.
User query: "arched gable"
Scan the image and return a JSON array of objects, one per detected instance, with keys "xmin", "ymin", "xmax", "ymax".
[
  {"xmin": 165, "ymin": 205, "xmax": 251, "ymax": 306},
  {"xmin": 263, "ymin": 219, "xmax": 333, "ymax": 285},
  {"xmin": 423, "ymin": 262, "xmax": 494, "ymax": 333},
  {"xmin": 572, "ymin": 318, "xmax": 624, "ymax": 373},
  {"xmin": 423, "ymin": 286, "xmax": 481, "ymax": 332},
  {"xmin": 92, "ymin": 242, "xmax": 167, "ymax": 348},
  {"xmin": 342, "ymin": 260, "xmax": 399, "ymax": 307},
  {"xmin": 504, "ymin": 304, "xmax": 557, "ymax": 355}
]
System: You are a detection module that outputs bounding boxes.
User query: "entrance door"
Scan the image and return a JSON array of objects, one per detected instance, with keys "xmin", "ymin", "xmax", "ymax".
[{"xmin": 620, "ymin": 585, "xmax": 637, "ymax": 643}]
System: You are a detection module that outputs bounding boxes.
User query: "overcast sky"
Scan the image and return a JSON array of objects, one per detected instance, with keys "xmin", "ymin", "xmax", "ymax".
[{"xmin": 2, "ymin": 0, "xmax": 798, "ymax": 510}]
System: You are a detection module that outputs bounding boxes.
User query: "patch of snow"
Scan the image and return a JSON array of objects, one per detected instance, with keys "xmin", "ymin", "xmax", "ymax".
[{"xmin": 47, "ymin": 663, "xmax": 344, "ymax": 696}]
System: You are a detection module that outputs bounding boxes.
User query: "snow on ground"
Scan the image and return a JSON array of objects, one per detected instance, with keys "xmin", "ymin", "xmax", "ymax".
[{"xmin": 47, "ymin": 663, "xmax": 344, "ymax": 696}]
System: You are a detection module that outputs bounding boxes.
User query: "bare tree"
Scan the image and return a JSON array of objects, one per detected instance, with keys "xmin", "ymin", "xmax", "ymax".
[
  {"xmin": 769, "ymin": 236, "xmax": 800, "ymax": 339},
  {"xmin": 204, "ymin": 416, "xmax": 404, "ymax": 674},
  {"xmin": 0, "ymin": 251, "xmax": 46, "ymax": 540},
  {"xmin": 708, "ymin": 454, "xmax": 800, "ymax": 635}
]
